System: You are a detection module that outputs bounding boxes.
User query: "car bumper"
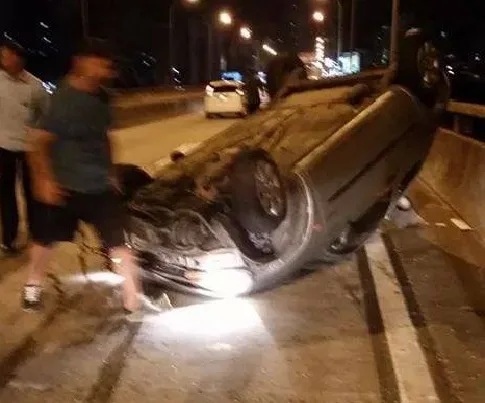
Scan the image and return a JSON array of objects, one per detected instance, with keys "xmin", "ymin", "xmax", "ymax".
[
  {"xmin": 204, "ymin": 97, "xmax": 245, "ymax": 114},
  {"xmin": 125, "ymin": 215, "xmax": 255, "ymax": 297}
]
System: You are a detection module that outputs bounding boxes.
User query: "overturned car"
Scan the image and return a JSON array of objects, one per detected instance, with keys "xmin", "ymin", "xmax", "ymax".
[{"xmin": 119, "ymin": 31, "xmax": 449, "ymax": 297}]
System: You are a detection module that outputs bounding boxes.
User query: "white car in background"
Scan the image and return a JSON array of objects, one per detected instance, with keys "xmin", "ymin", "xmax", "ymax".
[{"xmin": 205, "ymin": 80, "xmax": 248, "ymax": 118}]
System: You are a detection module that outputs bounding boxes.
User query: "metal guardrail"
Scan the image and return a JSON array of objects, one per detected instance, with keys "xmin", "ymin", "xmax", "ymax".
[
  {"xmin": 447, "ymin": 101, "xmax": 485, "ymax": 118},
  {"xmin": 112, "ymin": 85, "xmax": 204, "ymax": 96},
  {"xmin": 445, "ymin": 101, "xmax": 485, "ymax": 137}
]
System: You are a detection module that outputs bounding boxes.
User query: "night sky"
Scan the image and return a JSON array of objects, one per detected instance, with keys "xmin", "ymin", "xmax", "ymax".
[
  {"xmin": 1, "ymin": 0, "xmax": 484, "ymax": 82},
  {"xmin": 3, "ymin": 0, "xmax": 483, "ymax": 50}
]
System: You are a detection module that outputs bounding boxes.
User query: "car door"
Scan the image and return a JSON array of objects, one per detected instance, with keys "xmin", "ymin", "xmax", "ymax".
[{"xmin": 296, "ymin": 86, "xmax": 435, "ymax": 239}]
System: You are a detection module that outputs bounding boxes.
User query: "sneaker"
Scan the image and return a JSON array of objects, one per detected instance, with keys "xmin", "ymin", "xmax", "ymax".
[
  {"xmin": 397, "ymin": 196, "xmax": 412, "ymax": 211},
  {"xmin": 123, "ymin": 293, "xmax": 172, "ymax": 323},
  {"xmin": 22, "ymin": 285, "xmax": 43, "ymax": 312}
]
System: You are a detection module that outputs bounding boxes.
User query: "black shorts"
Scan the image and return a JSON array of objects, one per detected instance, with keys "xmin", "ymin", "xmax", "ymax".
[{"xmin": 32, "ymin": 190, "xmax": 126, "ymax": 249}]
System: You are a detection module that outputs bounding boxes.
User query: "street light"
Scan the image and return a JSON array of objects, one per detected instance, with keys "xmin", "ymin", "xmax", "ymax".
[
  {"xmin": 219, "ymin": 10, "xmax": 233, "ymax": 26},
  {"xmin": 240, "ymin": 26, "xmax": 252, "ymax": 40},
  {"xmin": 312, "ymin": 10, "xmax": 325, "ymax": 23}
]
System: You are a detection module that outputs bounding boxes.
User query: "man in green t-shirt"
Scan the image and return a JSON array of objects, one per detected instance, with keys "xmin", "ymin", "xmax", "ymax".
[{"xmin": 24, "ymin": 40, "xmax": 159, "ymax": 321}]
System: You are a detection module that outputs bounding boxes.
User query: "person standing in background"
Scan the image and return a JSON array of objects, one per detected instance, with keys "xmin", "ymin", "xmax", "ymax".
[
  {"xmin": 0, "ymin": 40, "xmax": 49, "ymax": 255},
  {"xmin": 245, "ymin": 69, "xmax": 261, "ymax": 114}
]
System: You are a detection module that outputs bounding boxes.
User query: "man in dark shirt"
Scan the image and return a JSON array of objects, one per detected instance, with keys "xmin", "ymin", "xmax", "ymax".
[
  {"xmin": 245, "ymin": 69, "xmax": 261, "ymax": 114},
  {"xmin": 24, "ymin": 41, "xmax": 156, "ymax": 321}
]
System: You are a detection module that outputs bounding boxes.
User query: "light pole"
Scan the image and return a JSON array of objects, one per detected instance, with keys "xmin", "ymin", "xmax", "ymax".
[
  {"xmin": 390, "ymin": 0, "xmax": 399, "ymax": 68},
  {"xmin": 350, "ymin": 0, "xmax": 357, "ymax": 53},
  {"xmin": 217, "ymin": 10, "xmax": 233, "ymax": 74},
  {"xmin": 314, "ymin": 0, "xmax": 342, "ymax": 59},
  {"xmin": 81, "ymin": 0, "xmax": 89, "ymax": 39},
  {"xmin": 204, "ymin": 10, "xmax": 234, "ymax": 82},
  {"xmin": 206, "ymin": 23, "xmax": 214, "ymax": 81},
  {"xmin": 336, "ymin": 0, "xmax": 343, "ymax": 59},
  {"xmin": 168, "ymin": 0, "xmax": 200, "ymax": 75},
  {"xmin": 238, "ymin": 26, "xmax": 254, "ymax": 73}
]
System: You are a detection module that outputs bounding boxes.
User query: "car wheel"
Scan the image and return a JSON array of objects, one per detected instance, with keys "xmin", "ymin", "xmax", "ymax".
[
  {"xmin": 229, "ymin": 149, "xmax": 287, "ymax": 233},
  {"xmin": 395, "ymin": 29, "xmax": 449, "ymax": 108},
  {"xmin": 321, "ymin": 196, "xmax": 391, "ymax": 263},
  {"xmin": 115, "ymin": 163, "xmax": 153, "ymax": 203}
]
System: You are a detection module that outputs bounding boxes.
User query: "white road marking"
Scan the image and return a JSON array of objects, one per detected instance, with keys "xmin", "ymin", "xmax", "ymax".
[
  {"xmin": 450, "ymin": 218, "xmax": 473, "ymax": 231},
  {"xmin": 365, "ymin": 236, "xmax": 440, "ymax": 403}
]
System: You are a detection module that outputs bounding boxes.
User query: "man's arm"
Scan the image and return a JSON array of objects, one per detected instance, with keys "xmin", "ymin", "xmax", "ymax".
[
  {"xmin": 27, "ymin": 82, "xmax": 54, "ymax": 183},
  {"xmin": 31, "ymin": 84, "xmax": 50, "ymax": 127},
  {"xmin": 27, "ymin": 128, "xmax": 56, "ymax": 183},
  {"xmin": 106, "ymin": 132, "xmax": 122, "ymax": 193},
  {"xmin": 27, "ymin": 128, "xmax": 65, "ymax": 205}
]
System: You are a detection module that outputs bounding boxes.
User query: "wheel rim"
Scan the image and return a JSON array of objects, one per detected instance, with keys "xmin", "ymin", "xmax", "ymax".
[
  {"xmin": 417, "ymin": 42, "xmax": 442, "ymax": 89},
  {"xmin": 328, "ymin": 197, "xmax": 391, "ymax": 255},
  {"xmin": 254, "ymin": 160, "xmax": 284, "ymax": 218},
  {"xmin": 330, "ymin": 226, "xmax": 351, "ymax": 253}
]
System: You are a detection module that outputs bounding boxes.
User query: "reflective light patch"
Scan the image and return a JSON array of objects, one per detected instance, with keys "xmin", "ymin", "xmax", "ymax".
[
  {"xmin": 63, "ymin": 271, "xmax": 124, "ymax": 287},
  {"xmin": 153, "ymin": 250, "xmax": 246, "ymax": 271},
  {"xmin": 195, "ymin": 269, "xmax": 254, "ymax": 297},
  {"xmin": 111, "ymin": 257, "xmax": 122, "ymax": 264},
  {"xmin": 144, "ymin": 298, "xmax": 264, "ymax": 339},
  {"xmin": 196, "ymin": 252, "xmax": 246, "ymax": 271}
]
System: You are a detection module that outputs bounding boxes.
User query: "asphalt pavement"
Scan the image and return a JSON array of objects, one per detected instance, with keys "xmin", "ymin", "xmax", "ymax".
[{"xmin": 0, "ymin": 113, "xmax": 483, "ymax": 403}]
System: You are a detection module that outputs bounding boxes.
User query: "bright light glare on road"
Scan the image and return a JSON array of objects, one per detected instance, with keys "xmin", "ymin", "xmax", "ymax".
[
  {"xmin": 195, "ymin": 269, "xmax": 254, "ymax": 297},
  {"xmin": 313, "ymin": 11, "xmax": 325, "ymax": 23},
  {"xmin": 240, "ymin": 26, "xmax": 252, "ymax": 40},
  {"xmin": 146, "ymin": 299, "xmax": 264, "ymax": 339},
  {"xmin": 262, "ymin": 44, "xmax": 278, "ymax": 56},
  {"xmin": 219, "ymin": 10, "xmax": 233, "ymax": 26}
]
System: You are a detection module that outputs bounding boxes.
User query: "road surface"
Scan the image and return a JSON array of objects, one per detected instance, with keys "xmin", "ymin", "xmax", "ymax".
[{"xmin": 0, "ymin": 112, "xmax": 484, "ymax": 403}]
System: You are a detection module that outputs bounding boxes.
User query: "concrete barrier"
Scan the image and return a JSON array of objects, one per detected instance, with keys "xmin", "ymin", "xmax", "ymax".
[
  {"xmin": 419, "ymin": 128, "xmax": 485, "ymax": 240},
  {"xmin": 112, "ymin": 93, "xmax": 203, "ymax": 128}
]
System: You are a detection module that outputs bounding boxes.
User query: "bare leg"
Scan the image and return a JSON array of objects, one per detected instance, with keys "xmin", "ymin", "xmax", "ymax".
[
  {"xmin": 26, "ymin": 243, "xmax": 54, "ymax": 286},
  {"xmin": 109, "ymin": 246, "xmax": 141, "ymax": 312}
]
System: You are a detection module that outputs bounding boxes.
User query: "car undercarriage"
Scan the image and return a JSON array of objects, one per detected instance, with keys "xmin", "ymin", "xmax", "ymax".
[{"xmin": 119, "ymin": 30, "xmax": 449, "ymax": 297}]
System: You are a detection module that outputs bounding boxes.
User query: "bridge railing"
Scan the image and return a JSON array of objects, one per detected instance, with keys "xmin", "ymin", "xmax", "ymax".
[
  {"xmin": 419, "ymin": 100, "xmax": 485, "ymax": 242},
  {"xmin": 444, "ymin": 101, "xmax": 485, "ymax": 142}
]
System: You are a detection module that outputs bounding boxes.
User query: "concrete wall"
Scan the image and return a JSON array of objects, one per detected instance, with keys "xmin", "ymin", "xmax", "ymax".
[
  {"xmin": 113, "ymin": 93, "xmax": 203, "ymax": 129},
  {"xmin": 419, "ymin": 128, "xmax": 485, "ymax": 240}
]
